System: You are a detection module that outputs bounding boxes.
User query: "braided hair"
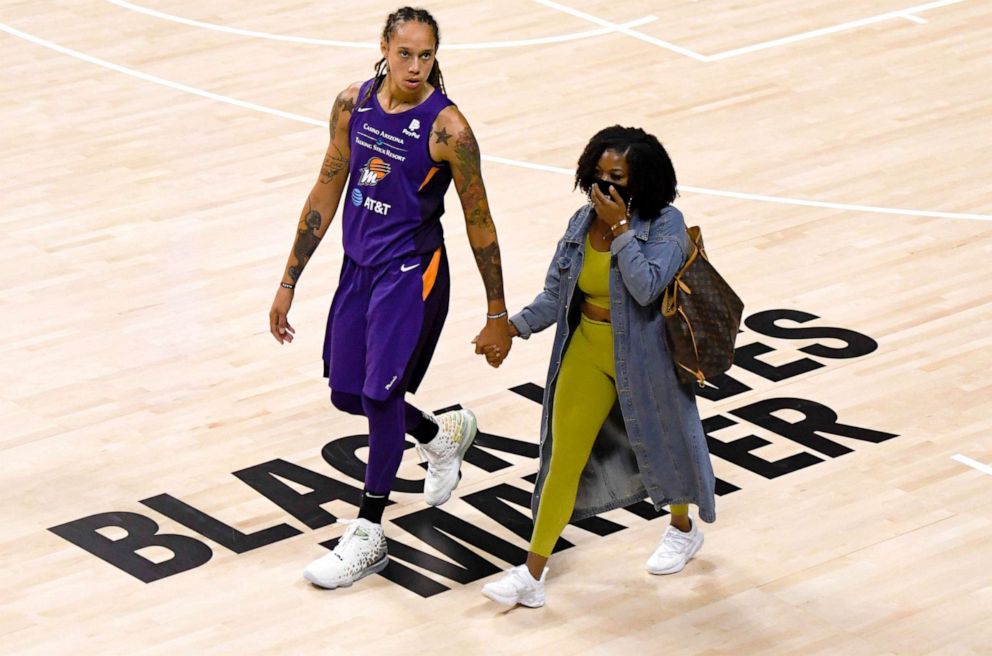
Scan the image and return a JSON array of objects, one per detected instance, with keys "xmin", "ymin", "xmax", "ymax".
[{"xmin": 360, "ymin": 7, "xmax": 446, "ymax": 107}]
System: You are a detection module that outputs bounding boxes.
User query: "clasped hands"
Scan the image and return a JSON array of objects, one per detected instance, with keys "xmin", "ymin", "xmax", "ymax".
[{"xmin": 472, "ymin": 317, "xmax": 517, "ymax": 368}]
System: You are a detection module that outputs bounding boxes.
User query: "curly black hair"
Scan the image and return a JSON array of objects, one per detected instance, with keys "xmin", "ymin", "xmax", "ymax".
[{"xmin": 575, "ymin": 125, "xmax": 678, "ymax": 219}]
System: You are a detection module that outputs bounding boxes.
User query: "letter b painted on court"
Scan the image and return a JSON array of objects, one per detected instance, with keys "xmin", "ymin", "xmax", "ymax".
[{"xmin": 49, "ymin": 512, "xmax": 212, "ymax": 583}]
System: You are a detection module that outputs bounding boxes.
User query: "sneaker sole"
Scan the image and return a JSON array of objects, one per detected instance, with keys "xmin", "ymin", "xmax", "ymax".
[
  {"xmin": 481, "ymin": 587, "xmax": 545, "ymax": 609},
  {"xmin": 426, "ymin": 410, "xmax": 478, "ymax": 507},
  {"xmin": 304, "ymin": 553, "xmax": 389, "ymax": 590},
  {"xmin": 646, "ymin": 534, "xmax": 704, "ymax": 576}
]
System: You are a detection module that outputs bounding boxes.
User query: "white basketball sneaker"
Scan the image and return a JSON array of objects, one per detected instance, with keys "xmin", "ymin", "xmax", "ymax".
[
  {"xmin": 646, "ymin": 521, "xmax": 704, "ymax": 575},
  {"xmin": 481, "ymin": 565, "xmax": 548, "ymax": 608},
  {"xmin": 419, "ymin": 409, "xmax": 477, "ymax": 506},
  {"xmin": 303, "ymin": 519, "xmax": 388, "ymax": 589}
]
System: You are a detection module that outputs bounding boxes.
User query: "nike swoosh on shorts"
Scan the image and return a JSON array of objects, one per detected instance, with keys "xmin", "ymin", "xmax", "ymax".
[{"xmin": 400, "ymin": 263, "xmax": 420, "ymax": 272}]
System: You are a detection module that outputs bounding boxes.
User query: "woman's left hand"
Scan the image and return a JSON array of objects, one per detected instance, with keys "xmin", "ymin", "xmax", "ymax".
[{"xmin": 590, "ymin": 184, "xmax": 630, "ymax": 234}]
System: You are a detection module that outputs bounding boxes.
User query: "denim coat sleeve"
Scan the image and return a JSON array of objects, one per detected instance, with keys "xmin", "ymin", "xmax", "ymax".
[
  {"xmin": 509, "ymin": 236, "xmax": 565, "ymax": 339},
  {"xmin": 609, "ymin": 215, "xmax": 687, "ymax": 307}
]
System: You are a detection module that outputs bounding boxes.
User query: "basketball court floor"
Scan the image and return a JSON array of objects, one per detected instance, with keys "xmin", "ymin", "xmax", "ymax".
[{"xmin": 2, "ymin": 1, "xmax": 991, "ymax": 653}]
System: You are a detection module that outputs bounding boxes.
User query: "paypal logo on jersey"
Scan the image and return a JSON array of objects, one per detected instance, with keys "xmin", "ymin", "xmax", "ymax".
[
  {"xmin": 350, "ymin": 188, "xmax": 364, "ymax": 206},
  {"xmin": 402, "ymin": 118, "xmax": 421, "ymax": 139}
]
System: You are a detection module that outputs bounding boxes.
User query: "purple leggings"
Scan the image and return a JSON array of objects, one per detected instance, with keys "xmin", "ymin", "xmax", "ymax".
[{"xmin": 330, "ymin": 390, "xmax": 426, "ymax": 495}]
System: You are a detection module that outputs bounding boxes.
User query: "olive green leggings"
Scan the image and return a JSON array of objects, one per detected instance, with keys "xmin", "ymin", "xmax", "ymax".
[{"xmin": 530, "ymin": 315, "xmax": 687, "ymax": 557}]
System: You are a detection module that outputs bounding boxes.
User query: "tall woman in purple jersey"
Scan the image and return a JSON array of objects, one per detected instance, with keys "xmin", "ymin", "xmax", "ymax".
[{"xmin": 268, "ymin": 7, "xmax": 513, "ymax": 590}]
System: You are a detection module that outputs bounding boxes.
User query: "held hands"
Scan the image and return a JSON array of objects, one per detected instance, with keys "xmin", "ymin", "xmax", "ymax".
[
  {"xmin": 472, "ymin": 316, "xmax": 516, "ymax": 368},
  {"xmin": 590, "ymin": 184, "xmax": 632, "ymax": 236},
  {"xmin": 269, "ymin": 286, "xmax": 296, "ymax": 344}
]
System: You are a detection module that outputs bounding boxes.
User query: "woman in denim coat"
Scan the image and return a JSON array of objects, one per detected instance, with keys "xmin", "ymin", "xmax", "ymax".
[{"xmin": 481, "ymin": 126, "xmax": 716, "ymax": 608}]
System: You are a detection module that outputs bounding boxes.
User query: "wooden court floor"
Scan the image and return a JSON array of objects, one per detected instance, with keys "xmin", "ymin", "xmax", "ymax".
[{"xmin": 2, "ymin": 1, "xmax": 991, "ymax": 654}]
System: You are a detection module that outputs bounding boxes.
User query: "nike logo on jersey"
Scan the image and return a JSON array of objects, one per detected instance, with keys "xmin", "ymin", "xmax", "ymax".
[
  {"xmin": 400, "ymin": 263, "xmax": 420, "ymax": 272},
  {"xmin": 357, "ymin": 107, "xmax": 373, "ymax": 112}
]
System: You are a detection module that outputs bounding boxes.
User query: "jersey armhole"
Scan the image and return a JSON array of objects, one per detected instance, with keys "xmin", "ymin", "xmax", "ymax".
[{"xmin": 348, "ymin": 79, "xmax": 377, "ymax": 132}]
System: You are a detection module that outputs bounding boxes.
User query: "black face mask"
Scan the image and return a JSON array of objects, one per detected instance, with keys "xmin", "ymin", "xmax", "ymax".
[{"xmin": 593, "ymin": 178, "xmax": 631, "ymax": 205}]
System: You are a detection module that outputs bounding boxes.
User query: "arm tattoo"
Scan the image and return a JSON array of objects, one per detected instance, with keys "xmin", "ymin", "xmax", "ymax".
[
  {"xmin": 453, "ymin": 124, "xmax": 502, "ymax": 300},
  {"xmin": 328, "ymin": 92, "xmax": 355, "ymax": 140},
  {"xmin": 288, "ymin": 205, "xmax": 323, "ymax": 281},
  {"xmin": 319, "ymin": 91, "xmax": 354, "ymax": 184},
  {"xmin": 433, "ymin": 126, "xmax": 451, "ymax": 145},
  {"xmin": 452, "ymin": 126, "xmax": 494, "ymax": 230},
  {"xmin": 319, "ymin": 143, "xmax": 348, "ymax": 184},
  {"xmin": 472, "ymin": 241, "xmax": 504, "ymax": 302}
]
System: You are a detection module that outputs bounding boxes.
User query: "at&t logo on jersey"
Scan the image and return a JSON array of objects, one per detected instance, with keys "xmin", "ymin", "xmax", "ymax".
[
  {"xmin": 363, "ymin": 197, "xmax": 392, "ymax": 216},
  {"xmin": 402, "ymin": 118, "xmax": 421, "ymax": 139},
  {"xmin": 350, "ymin": 187, "xmax": 390, "ymax": 215},
  {"xmin": 358, "ymin": 157, "xmax": 391, "ymax": 186}
]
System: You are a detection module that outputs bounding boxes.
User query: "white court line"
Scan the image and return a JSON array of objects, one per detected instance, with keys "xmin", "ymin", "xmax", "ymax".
[
  {"xmin": 0, "ymin": 23, "xmax": 324, "ymax": 127},
  {"xmin": 899, "ymin": 13, "xmax": 929, "ymax": 24},
  {"xmin": 952, "ymin": 454, "xmax": 992, "ymax": 476},
  {"xmin": 531, "ymin": 0, "xmax": 709, "ymax": 61},
  {"xmin": 706, "ymin": 0, "xmax": 963, "ymax": 61},
  {"xmin": 2, "ymin": 22, "xmax": 990, "ymax": 223},
  {"xmin": 671, "ymin": 185, "xmax": 992, "ymax": 222},
  {"xmin": 105, "ymin": 0, "xmax": 658, "ymax": 50},
  {"xmin": 535, "ymin": 0, "xmax": 966, "ymax": 62}
]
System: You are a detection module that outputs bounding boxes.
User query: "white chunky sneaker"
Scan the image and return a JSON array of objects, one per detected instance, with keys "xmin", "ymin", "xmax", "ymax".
[
  {"xmin": 481, "ymin": 565, "xmax": 547, "ymax": 608},
  {"xmin": 303, "ymin": 519, "xmax": 388, "ymax": 589},
  {"xmin": 646, "ymin": 520, "xmax": 704, "ymax": 575},
  {"xmin": 419, "ymin": 409, "xmax": 477, "ymax": 506}
]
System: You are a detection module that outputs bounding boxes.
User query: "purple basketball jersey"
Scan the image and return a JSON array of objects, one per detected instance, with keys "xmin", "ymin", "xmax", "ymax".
[{"xmin": 342, "ymin": 79, "xmax": 455, "ymax": 266}]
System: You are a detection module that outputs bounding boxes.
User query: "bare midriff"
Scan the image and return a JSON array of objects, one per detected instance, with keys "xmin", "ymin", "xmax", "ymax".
[{"xmin": 581, "ymin": 299, "xmax": 611, "ymax": 322}]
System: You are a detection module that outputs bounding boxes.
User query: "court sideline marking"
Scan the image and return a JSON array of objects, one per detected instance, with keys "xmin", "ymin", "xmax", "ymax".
[
  {"xmin": 105, "ymin": 0, "xmax": 659, "ymax": 50},
  {"xmin": 952, "ymin": 454, "xmax": 992, "ymax": 476},
  {"xmin": 535, "ymin": 0, "xmax": 969, "ymax": 62},
  {"xmin": 1, "ymin": 21, "xmax": 990, "ymax": 223},
  {"xmin": 108, "ymin": 0, "xmax": 970, "ymax": 61}
]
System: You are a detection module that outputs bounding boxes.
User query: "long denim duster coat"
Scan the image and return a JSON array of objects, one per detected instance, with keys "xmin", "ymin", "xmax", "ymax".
[{"xmin": 510, "ymin": 204, "xmax": 717, "ymax": 523}]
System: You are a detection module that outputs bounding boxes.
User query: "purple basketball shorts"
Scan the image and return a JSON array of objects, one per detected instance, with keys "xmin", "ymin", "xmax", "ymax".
[{"xmin": 323, "ymin": 247, "xmax": 449, "ymax": 401}]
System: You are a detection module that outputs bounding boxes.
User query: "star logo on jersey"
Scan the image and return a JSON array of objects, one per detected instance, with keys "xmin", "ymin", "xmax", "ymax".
[
  {"xmin": 402, "ymin": 118, "xmax": 421, "ymax": 139},
  {"xmin": 358, "ymin": 157, "xmax": 391, "ymax": 187}
]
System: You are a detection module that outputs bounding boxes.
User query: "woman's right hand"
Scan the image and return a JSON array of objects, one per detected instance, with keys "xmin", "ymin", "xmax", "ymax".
[{"xmin": 269, "ymin": 287, "xmax": 296, "ymax": 344}]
